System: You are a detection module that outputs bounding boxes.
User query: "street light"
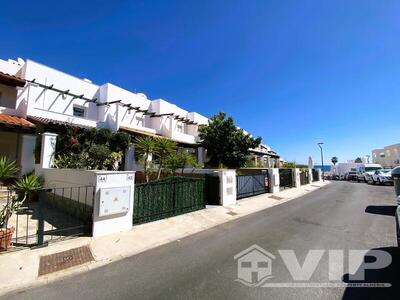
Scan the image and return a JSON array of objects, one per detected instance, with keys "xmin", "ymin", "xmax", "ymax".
[{"xmin": 317, "ymin": 142, "xmax": 325, "ymax": 182}]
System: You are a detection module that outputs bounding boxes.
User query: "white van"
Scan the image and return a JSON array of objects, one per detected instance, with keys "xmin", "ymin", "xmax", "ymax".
[{"xmin": 356, "ymin": 164, "xmax": 383, "ymax": 182}]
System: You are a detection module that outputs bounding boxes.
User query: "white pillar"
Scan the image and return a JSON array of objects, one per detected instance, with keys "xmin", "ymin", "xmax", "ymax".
[
  {"xmin": 20, "ymin": 134, "xmax": 36, "ymax": 174},
  {"xmin": 308, "ymin": 169, "xmax": 313, "ymax": 184},
  {"xmin": 268, "ymin": 168, "xmax": 280, "ymax": 194},
  {"xmin": 218, "ymin": 169, "xmax": 236, "ymax": 206},
  {"xmin": 317, "ymin": 169, "xmax": 322, "ymax": 181},
  {"xmin": 40, "ymin": 132, "xmax": 57, "ymax": 169},
  {"xmin": 124, "ymin": 144, "xmax": 136, "ymax": 171},
  {"xmin": 92, "ymin": 171, "xmax": 135, "ymax": 237},
  {"xmin": 293, "ymin": 168, "xmax": 301, "ymax": 188}
]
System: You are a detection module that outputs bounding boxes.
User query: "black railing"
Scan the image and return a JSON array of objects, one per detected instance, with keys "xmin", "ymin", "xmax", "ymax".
[
  {"xmin": 312, "ymin": 169, "xmax": 319, "ymax": 182},
  {"xmin": 0, "ymin": 186, "xmax": 94, "ymax": 252},
  {"xmin": 236, "ymin": 173, "xmax": 269, "ymax": 199},
  {"xmin": 300, "ymin": 171, "xmax": 310, "ymax": 185},
  {"xmin": 279, "ymin": 169, "xmax": 293, "ymax": 189}
]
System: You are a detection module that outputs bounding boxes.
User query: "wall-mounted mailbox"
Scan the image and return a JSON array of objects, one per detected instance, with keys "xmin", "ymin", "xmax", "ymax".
[{"xmin": 99, "ymin": 186, "xmax": 131, "ymax": 217}]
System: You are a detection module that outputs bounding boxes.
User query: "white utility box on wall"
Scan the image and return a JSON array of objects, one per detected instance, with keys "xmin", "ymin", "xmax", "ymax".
[{"xmin": 98, "ymin": 186, "xmax": 131, "ymax": 217}]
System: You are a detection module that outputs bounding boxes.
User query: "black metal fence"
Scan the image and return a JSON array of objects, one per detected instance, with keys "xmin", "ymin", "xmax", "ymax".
[
  {"xmin": 236, "ymin": 173, "xmax": 270, "ymax": 199},
  {"xmin": 312, "ymin": 169, "xmax": 319, "ymax": 182},
  {"xmin": 279, "ymin": 169, "xmax": 293, "ymax": 189},
  {"xmin": 0, "ymin": 186, "xmax": 94, "ymax": 252},
  {"xmin": 133, "ymin": 177, "xmax": 206, "ymax": 225},
  {"xmin": 300, "ymin": 170, "xmax": 310, "ymax": 185}
]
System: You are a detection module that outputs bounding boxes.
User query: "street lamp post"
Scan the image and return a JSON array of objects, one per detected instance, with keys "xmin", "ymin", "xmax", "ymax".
[{"xmin": 318, "ymin": 142, "xmax": 324, "ymax": 182}]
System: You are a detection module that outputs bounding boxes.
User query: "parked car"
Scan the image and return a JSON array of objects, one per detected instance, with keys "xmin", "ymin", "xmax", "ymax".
[
  {"xmin": 347, "ymin": 171, "xmax": 358, "ymax": 181},
  {"xmin": 371, "ymin": 169, "xmax": 394, "ymax": 185},
  {"xmin": 356, "ymin": 164, "xmax": 383, "ymax": 183}
]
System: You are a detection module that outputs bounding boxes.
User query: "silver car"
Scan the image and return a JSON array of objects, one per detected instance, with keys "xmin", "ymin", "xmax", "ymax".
[{"xmin": 371, "ymin": 169, "xmax": 394, "ymax": 185}]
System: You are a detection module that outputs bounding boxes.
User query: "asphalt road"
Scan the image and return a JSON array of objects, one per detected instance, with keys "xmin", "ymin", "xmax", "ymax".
[{"xmin": 4, "ymin": 181, "xmax": 399, "ymax": 300}]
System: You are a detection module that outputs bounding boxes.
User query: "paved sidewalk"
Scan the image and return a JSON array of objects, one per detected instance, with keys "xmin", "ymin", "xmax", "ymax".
[{"xmin": 0, "ymin": 181, "xmax": 329, "ymax": 296}]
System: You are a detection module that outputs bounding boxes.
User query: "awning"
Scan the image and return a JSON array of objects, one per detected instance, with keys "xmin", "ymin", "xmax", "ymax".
[
  {"xmin": 0, "ymin": 72, "xmax": 25, "ymax": 87},
  {"xmin": 0, "ymin": 114, "xmax": 35, "ymax": 129},
  {"xmin": 119, "ymin": 126, "xmax": 161, "ymax": 138},
  {"xmin": 28, "ymin": 116, "xmax": 95, "ymax": 129}
]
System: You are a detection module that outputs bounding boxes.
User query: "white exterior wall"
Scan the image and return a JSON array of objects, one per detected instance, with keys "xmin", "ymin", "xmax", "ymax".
[
  {"xmin": 99, "ymin": 84, "xmax": 156, "ymax": 134},
  {"xmin": 21, "ymin": 60, "xmax": 99, "ymax": 128},
  {"xmin": 0, "ymin": 58, "xmax": 209, "ymax": 147},
  {"xmin": 268, "ymin": 168, "xmax": 280, "ymax": 193},
  {"xmin": 35, "ymin": 167, "xmax": 135, "ymax": 237},
  {"xmin": 150, "ymin": 99, "xmax": 207, "ymax": 144},
  {"xmin": 219, "ymin": 170, "xmax": 236, "ymax": 206},
  {"xmin": 0, "ymin": 58, "xmax": 23, "ymax": 75},
  {"xmin": 20, "ymin": 134, "xmax": 36, "ymax": 174},
  {"xmin": 293, "ymin": 168, "xmax": 301, "ymax": 188}
]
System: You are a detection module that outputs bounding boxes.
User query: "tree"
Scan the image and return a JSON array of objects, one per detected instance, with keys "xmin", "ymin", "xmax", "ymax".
[
  {"xmin": 134, "ymin": 136, "xmax": 157, "ymax": 182},
  {"xmin": 198, "ymin": 112, "xmax": 262, "ymax": 168},
  {"xmin": 165, "ymin": 149, "xmax": 202, "ymax": 175},
  {"xmin": 355, "ymin": 157, "xmax": 363, "ymax": 163},
  {"xmin": 331, "ymin": 156, "xmax": 338, "ymax": 166},
  {"xmin": 154, "ymin": 138, "xmax": 177, "ymax": 179}
]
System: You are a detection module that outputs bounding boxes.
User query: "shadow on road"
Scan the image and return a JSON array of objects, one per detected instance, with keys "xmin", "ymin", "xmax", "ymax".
[
  {"xmin": 342, "ymin": 247, "xmax": 400, "ymax": 300},
  {"xmin": 365, "ymin": 205, "xmax": 397, "ymax": 217}
]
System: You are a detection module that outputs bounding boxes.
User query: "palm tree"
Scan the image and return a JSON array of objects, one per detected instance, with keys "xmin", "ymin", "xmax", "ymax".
[
  {"xmin": 134, "ymin": 136, "xmax": 157, "ymax": 182},
  {"xmin": 154, "ymin": 138, "xmax": 177, "ymax": 179},
  {"xmin": 331, "ymin": 156, "xmax": 338, "ymax": 166}
]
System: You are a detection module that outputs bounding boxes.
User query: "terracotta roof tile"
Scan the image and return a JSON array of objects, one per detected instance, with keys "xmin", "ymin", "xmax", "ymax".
[
  {"xmin": 0, "ymin": 71, "xmax": 25, "ymax": 87},
  {"xmin": 0, "ymin": 114, "xmax": 35, "ymax": 128}
]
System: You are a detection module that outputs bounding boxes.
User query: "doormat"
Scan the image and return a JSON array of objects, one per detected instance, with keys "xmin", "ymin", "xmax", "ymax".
[
  {"xmin": 269, "ymin": 195, "xmax": 284, "ymax": 200},
  {"xmin": 38, "ymin": 246, "xmax": 94, "ymax": 276}
]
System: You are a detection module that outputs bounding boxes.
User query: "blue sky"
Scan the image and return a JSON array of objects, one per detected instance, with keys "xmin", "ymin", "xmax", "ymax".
[{"xmin": 1, "ymin": 0, "xmax": 399, "ymax": 164}]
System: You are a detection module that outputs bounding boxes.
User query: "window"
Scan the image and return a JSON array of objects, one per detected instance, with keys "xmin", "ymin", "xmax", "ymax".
[
  {"xmin": 177, "ymin": 123, "xmax": 184, "ymax": 133},
  {"xmin": 73, "ymin": 105, "xmax": 86, "ymax": 117}
]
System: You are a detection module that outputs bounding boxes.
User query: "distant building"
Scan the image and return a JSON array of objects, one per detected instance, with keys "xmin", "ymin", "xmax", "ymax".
[
  {"xmin": 372, "ymin": 144, "xmax": 400, "ymax": 168},
  {"xmin": 249, "ymin": 144, "xmax": 281, "ymax": 168},
  {"xmin": 313, "ymin": 165, "xmax": 331, "ymax": 172}
]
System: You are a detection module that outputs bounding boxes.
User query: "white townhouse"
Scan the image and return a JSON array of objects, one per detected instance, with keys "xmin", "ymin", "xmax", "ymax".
[
  {"xmin": 0, "ymin": 57, "xmax": 280, "ymax": 174},
  {"xmin": 0, "ymin": 57, "xmax": 208, "ymax": 173}
]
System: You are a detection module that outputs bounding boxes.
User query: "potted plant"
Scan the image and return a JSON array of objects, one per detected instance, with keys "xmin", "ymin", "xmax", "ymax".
[
  {"xmin": 0, "ymin": 200, "xmax": 19, "ymax": 250},
  {"xmin": 0, "ymin": 173, "xmax": 43, "ymax": 250}
]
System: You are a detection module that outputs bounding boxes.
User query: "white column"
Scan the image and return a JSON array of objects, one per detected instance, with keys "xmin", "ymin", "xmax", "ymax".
[
  {"xmin": 92, "ymin": 171, "xmax": 135, "ymax": 237},
  {"xmin": 40, "ymin": 132, "xmax": 57, "ymax": 169},
  {"xmin": 218, "ymin": 169, "xmax": 236, "ymax": 206},
  {"xmin": 268, "ymin": 168, "xmax": 280, "ymax": 194},
  {"xmin": 308, "ymin": 169, "xmax": 313, "ymax": 184},
  {"xmin": 124, "ymin": 144, "xmax": 136, "ymax": 171},
  {"xmin": 316, "ymin": 169, "xmax": 322, "ymax": 181},
  {"xmin": 293, "ymin": 168, "xmax": 301, "ymax": 188},
  {"xmin": 20, "ymin": 134, "xmax": 36, "ymax": 174}
]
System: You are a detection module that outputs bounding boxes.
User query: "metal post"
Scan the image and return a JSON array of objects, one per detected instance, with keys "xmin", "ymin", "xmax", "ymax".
[
  {"xmin": 37, "ymin": 189, "xmax": 45, "ymax": 246},
  {"xmin": 318, "ymin": 143, "xmax": 325, "ymax": 182}
]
